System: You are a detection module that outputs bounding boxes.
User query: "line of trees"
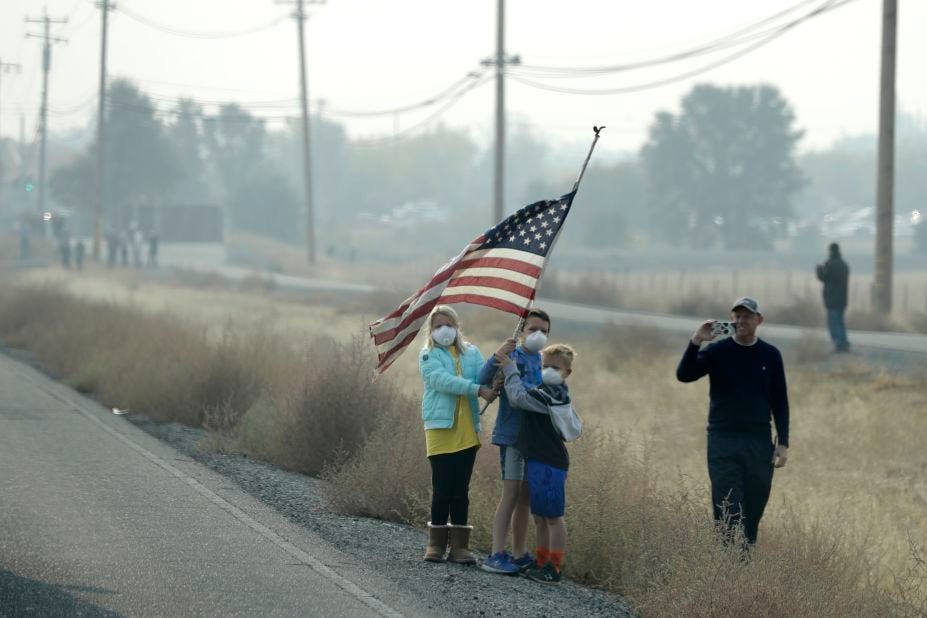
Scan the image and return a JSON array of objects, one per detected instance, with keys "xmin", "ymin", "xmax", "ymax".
[
  {"xmin": 35, "ymin": 79, "xmax": 927, "ymax": 255},
  {"xmin": 46, "ymin": 79, "xmax": 550, "ymax": 252}
]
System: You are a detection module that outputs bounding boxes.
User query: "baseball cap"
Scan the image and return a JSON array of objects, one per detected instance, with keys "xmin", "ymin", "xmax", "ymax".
[{"xmin": 731, "ymin": 297, "xmax": 761, "ymax": 314}]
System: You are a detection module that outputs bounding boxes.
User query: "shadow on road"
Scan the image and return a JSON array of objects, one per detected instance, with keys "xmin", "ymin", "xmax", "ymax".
[{"xmin": 0, "ymin": 569, "xmax": 123, "ymax": 617}]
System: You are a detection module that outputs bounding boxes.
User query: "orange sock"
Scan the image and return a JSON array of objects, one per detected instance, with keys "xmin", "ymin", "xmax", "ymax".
[
  {"xmin": 535, "ymin": 547, "xmax": 550, "ymax": 567},
  {"xmin": 548, "ymin": 550, "xmax": 564, "ymax": 573}
]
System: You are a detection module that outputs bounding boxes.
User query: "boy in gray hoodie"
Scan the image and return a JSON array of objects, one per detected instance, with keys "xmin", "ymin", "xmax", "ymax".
[{"xmin": 495, "ymin": 344, "xmax": 579, "ymax": 585}]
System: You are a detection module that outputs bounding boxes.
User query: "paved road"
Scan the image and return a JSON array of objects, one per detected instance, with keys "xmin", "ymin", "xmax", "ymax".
[{"xmin": 0, "ymin": 352, "xmax": 432, "ymax": 617}]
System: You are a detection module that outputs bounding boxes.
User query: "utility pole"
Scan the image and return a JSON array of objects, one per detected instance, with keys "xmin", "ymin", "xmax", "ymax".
[
  {"xmin": 25, "ymin": 11, "xmax": 68, "ymax": 217},
  {"xmin": 0, "ymin": 59, "xmax": 22, "ymax": 213},
  {"xmin": 493, "ymin": 0, "xmax": 505, "ymax": 224},
  {"xmin": 279, "ymin": 0, "xmax": 324, "ymax": 264},
  {"xmin": 873, "ymin": 0, "xmax": 897, "ymax": 313},
  {"xmin": 94, "ymin": 0, "xmax": 115, "ymax": 260},
  {"xmin": 482, "ymin": 0, "xmax": 519, "ymax": 224},
  {"xmin": 0, "ymin": 59, "xmax": 22, "ymax": 143}
]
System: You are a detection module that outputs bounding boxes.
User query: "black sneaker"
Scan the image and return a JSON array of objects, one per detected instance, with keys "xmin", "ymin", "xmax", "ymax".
[{"xmin": 525, "ymin": 562, "xmax": 561, "ymax": 585}]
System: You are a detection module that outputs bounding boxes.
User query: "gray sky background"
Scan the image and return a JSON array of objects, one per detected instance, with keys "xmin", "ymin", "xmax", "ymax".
[{"xmin": 2, "ymin": 0, "xmax": 925, "ymax": 157}]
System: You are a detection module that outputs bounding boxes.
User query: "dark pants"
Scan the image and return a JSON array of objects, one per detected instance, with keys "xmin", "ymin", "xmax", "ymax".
[
  {"xmin": 707, "ymin": 432, "xmax": 774, "ymax": 545},
  {"xmin": 826, "ymin": 307, "xmax": 850, "ymax": 351},
  {"xmin": 428, "ymin": 446, "xmax": 477, "ymax": 526}
]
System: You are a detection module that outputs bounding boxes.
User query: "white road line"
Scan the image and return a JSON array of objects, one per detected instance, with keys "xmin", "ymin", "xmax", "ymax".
[{"xmin": 34, "ymin": 380, "xmax": 404, "ymax": 618}]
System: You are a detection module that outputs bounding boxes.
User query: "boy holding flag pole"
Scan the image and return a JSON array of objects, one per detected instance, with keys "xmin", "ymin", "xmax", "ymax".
[{"xmin": 368, "ymin": 127, "xmax": 604, "ymax": 562}]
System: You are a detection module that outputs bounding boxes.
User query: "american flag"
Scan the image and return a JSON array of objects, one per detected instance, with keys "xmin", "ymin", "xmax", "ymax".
[{"xmin": 369, "ymin": 191, "xmax": 576, "ymax": 374}]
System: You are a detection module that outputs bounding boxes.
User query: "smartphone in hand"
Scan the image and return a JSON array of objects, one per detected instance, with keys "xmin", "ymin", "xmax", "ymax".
[{"xmin": 710, "ymin": 321, "xmax": 735, "ymax": 338}]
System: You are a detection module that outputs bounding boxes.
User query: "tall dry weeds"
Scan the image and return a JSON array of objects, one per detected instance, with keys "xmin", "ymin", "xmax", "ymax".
[
  {"xmin": 236, "ymin": 336, "xmax": 413, "ymax": 476},
  {"xmin": 3, "ymin": 279, "xmax": 926, "ymax": 615}
]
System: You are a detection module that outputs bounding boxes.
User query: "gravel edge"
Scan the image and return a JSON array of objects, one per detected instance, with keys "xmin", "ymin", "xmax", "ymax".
[{"xmin": 129, "ymin": 417, "xmax": 633, "ymax": 618}]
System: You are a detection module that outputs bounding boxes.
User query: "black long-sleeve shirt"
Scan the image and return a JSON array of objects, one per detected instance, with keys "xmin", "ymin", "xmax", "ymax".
[
  {"xmin": 816, "ymin": 256, "xmax": 849, "ymax": 309},
  {"xmin": 502, "ymin": 363, "xmax": 571, "ymax": 470},
  {"xmin": 676, "ymin": 337, "xmax": 789, "ymax": 447}
]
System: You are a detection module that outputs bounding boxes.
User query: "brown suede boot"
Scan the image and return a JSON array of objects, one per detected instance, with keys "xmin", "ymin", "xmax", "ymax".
[
  {"xmin": 424, "ymin": 522, "xmax": 448, "ymax": 562},
  {"xmin": 447, "ymin": 525, "xmax": 477, "ymax": 564}
]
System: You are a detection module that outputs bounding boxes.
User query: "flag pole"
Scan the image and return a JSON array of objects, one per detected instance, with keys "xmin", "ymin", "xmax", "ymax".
[
  {"xmin": 480, "ymin": 125, "xmax": 605, "ymax": 414},
  {"xmin": 572, "ymin": 125, "xmax": 605, "ymax": 192}
]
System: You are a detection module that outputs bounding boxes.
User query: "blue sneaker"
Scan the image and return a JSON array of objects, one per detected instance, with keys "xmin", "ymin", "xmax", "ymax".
[
  {"xmin": 480, "ymin": 551, "xmax": 519, "ymax": 575},
  {"xmin": 512, "ymin": 552, "xmax": 535, "ymax": 573}
]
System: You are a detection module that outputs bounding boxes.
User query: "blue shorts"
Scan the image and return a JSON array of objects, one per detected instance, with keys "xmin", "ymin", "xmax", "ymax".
[
  {"xmin": 526, "ymin": 460, "xmax": 567, "ymax": 518},
  {"xmin": 498, "ymin": 445, "xmax": 527, "ymax": 481}
]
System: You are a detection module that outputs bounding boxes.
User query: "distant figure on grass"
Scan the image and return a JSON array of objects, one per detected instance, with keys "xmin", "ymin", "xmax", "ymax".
[
  {"xmin": 419, "ymin": 305, "xmax": 497, "ymax": 564},
  {"xmin": 479, "ymin": 308, "xmax": 551, "ymax": 575},
  {"xmin": 816, "ymin": 242, "xmax": 850, "ymax": 353},
  {"xmin": 119, "ymin": 230, "xmax": 129, "ymax": 267},
  {"xmin": 495, "ymin": 343, "xmax": 582, "ymax": 585},
  {"xmin": 148, "ymin": 231, "xmax": 159, "ymax": 267},
  {"xmin": 676, "ymin": 297, "xmax": 790, "ymax": 547},
  {"xmin": 74, "ymin": 240, "xmax": 85, "ymax": 271},
  {"xmin": 105, "ymin": 229, "xmax": 118, "ymax": 267},
  {"xmin": 16, "ymin": 219, "xmax": 31, "ymax": 260},
  {"xmin": 59, "ymin": 238, "xmax": 72, "ymax": 270}
]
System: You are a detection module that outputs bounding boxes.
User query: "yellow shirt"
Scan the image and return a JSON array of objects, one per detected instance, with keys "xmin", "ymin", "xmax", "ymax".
[{"xmin": 425, "ymin": 347, "xmax": 481, "ymax": 457}]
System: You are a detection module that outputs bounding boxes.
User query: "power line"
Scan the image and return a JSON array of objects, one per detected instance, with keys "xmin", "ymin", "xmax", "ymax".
[
  {"xmin": 349, "ymin": 72, "xmax": 492, "ymax": 148},
  {"xmin": 326, "ymin": 70, "xmax": 487, "ymax": 118},
  {"xmin": 142, "ymin": 91, "xmax": 299, "ymax": 109},
  {"xmin": 126, "ymin": 68, "xmax": 487, "ymax": 118},
  {"xmin": 128, "ymin": 76, "xmax": 292, "ymax": 97},
  {"xmin": 508, "ymin": 0, "xmax": 854, "ymax": 96},
  {"xmin": 116, "ymin": 6, "xmax": 289, "ymax": 39},
  {"xmin": 61, "ymin": 3, "xmax": 100, "ymax": 37},
  {"xmin": 48, "ymin": 93, "xmax": 98, "ymax": 115},
  {"xmin": 513, "ymin": 0, "xmax": 829, "ymax": 78}
]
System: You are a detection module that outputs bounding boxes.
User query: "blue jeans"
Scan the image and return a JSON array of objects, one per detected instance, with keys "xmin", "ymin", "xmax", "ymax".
[{"xmin": 826, "ymin": 307, "xmax": 849, "ymax": 351}]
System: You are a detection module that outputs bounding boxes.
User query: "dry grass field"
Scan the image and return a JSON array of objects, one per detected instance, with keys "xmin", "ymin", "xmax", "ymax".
[
  {"xmin": 225, "ymin": 231, "xmax": 927, "ymax": 332},
  {"xmin": 2, "ymin": 266, "xmax": 925, "ymax": 615},
  {"xmin": 541, "ymin": 268, "xmax": 927, "ymax": 334}
]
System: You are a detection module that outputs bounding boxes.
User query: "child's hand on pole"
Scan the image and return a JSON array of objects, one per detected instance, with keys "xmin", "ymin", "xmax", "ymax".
[
  {"xmin": 493, "ymin": 351, "xmax": 514, "ymax": 367},
  {"xmin": 494, "ymin": 338, "xmax": 516, "ymax": 361}
]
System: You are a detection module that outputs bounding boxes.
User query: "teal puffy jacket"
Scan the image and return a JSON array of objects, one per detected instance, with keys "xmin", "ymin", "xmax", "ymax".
[{"xmin": 419, "ymin": 343, "xmax": 485, "ymax": 432}]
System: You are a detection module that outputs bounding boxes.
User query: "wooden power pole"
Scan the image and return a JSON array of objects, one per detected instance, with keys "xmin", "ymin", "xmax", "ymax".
[
  {"xmin": 93, "ymin": 0, "xmax": 114, "ymax": 260},
  {"xmin": 873, "ymin": 0, "xmax": 897, "ymax": 313},
  {"xmin": 25, "ymin": 11, "xmax": 67, "ymax": 217},
  {"xmin": 278, "ymin": 0, "xmax": 324, "ymax": 264},
  {"xmin": 484, "ymin": 0, "xmax": 519, "ymax": 224}
]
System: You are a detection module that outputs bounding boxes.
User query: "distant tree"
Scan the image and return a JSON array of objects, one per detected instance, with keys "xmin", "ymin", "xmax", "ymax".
[
  {"xmin": 229, "ymin": 169, "xmax": 301, "ymax": 242},
  {"xmin": 529, "ymin": 160, "xmax": 646, "ymax": 250},
  {"xmin": 48, "ymin": 153, "xmax": 94, "ymax": 213},
  {"xmin": 166, "ymin": 98, "xmax": 211, "ymax": 203},
  {"xmin": 266, "ymin": 115, "xmax": 349, "ymax": 235},
  {"xmin": 641, "ymin": 83, "xmax": 806, "ymax": 249},
  {"xmin": 342, "ymin": 124, "xmax": 479, "ymax": 219},
  {"xmin": 202, "ymin": 104, "xmax": 305, "ymax": 241},
  {"xmin": 50, "ymin": 79, "xmax": 180, "ymax": 228},
  {"xmin": 795, "ymin": 111, "xmax": 926, "ymax": 245},
  {"xmin": 105, "ymin": 80, "xmax": 181, "ymax": 225},
  {"xmin": 203, "ymin": 103, "xmax": 267, "ymax": 199}
]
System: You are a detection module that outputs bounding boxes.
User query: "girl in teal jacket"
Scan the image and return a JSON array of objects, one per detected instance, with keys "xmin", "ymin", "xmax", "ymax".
[{"xmin": 419, "ymin": 305, "xmax": 494, "ymax": 565}]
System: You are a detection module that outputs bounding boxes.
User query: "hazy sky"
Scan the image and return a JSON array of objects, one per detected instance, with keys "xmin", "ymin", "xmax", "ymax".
[{"xmin": 1, "ymin": 0, "xmax": 925, "ymax": 156}]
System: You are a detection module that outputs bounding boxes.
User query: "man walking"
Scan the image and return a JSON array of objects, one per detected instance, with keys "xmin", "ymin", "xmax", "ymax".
[
  {"xmin": 816, "ymin": 243, "xmax": 850, "ymax": 352},
  {"xmin": 676, "ymin": 297, "xmax": 790, "ymax": 547}
]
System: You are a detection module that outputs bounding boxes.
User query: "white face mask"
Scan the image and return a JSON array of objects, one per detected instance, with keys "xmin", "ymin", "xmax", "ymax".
[
  {"xmin": 431, "ymin": 325, "xmax": 457, "ymax": 347},
  {"xmin": 541, "ymin": 366, "xmax": 564, "ymax": 386},
  {"xmin": 523, "ymin": 330, "xmax": 548, "ymax": 353}
]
